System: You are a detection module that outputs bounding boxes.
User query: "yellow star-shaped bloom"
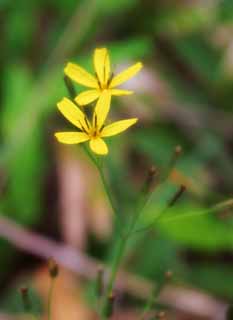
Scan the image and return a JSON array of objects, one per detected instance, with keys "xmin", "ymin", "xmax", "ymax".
[
  {"xmin": 55, "ymin": 91, "xmax": 138, "ymax": 155},
  {"xmin": 64, "ymin": 48, "xmax": 143, "ymax": 106}
]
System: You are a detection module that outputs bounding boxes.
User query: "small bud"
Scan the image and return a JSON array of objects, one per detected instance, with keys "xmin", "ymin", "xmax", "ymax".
[
  {"xmin": 105, "ymin": 292, "xmax": 115, "ymax": 318},
  {"xmin": 142, "ymin": 165, "xmax": 158, "ymax": 194},
  {"xmin": 156, "ymin": 311, "xmax": 166, "ymax": 319},
  {"xmin": 163, "ymin": 145, "xmax": 183, "ymax": 182},
  {"xmin": 175, "ymin": 145, "xmax": 182, "ymax": 156},
  {"xmin": 20, "ymin": 286, "xmax": 31, "ymax": 312},
  {"xmin": 168, "ymin": 185, "xmax": 186, "ymax": 207},
  {"xmin": 48, "ymin": 258, "xmax": 59, "ymax": 278},
  {"xmin": 164, "ymin": 270, "xmax": 173, "ymax": 280},
  {"xmin": 96, "ymin": 266, "xmax": 104, "ymax": 296}
]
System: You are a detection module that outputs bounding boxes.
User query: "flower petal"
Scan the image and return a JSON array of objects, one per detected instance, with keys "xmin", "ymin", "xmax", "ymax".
[
  {"xmin": 94, "ymin": 90, "xmax": 111, "ymax": 129},
  {"xmin": 55, "ymin": 132, "xmax": 89, "ymax": 144},
  {"xmin": 89, "ymin": 138, "xmax": 108, "ymax": 155},
  {"xmin": 94, "ymin": 48, "xmax": 111, "ymax": 87},
  {"xmin": 109, "ymin": 62, "xmax": 143, "ymax": 88},
  {"xmin": 75, "ymin": 89, "xmax": 100, "ymax": 106},
  {"xmin": 64, "ymin": 62, "xmax": 98, "ymax": 88},
  {"xmin": 57, "ymin": 97, "xmax": 86, "ymax": 130},
  {"xmin": 110, "ymin": 89, "xmax": 133, "ymax": 96},
  {"xmin": 101, "ymin": 118, "xmax": 138, "ymax": 137}
]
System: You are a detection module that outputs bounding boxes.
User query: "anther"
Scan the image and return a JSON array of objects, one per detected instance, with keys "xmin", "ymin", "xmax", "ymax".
[
  {"xmin": 79, "ymin": 121, "xmax": 88, "ymax": 134},
  {"xmin": 94, "ymin": 113, "xmax": 97, "ymax": 128},
  {"xmin": 84, "ymin": 117, "xmax": 90, "ymax": 129},
  {"xmin": 95, "ymin": 72, "xmax": 101, "ymax": 89},
  {"xmin": 107, "ymin": 72, "xmax": 114, "ymax": 86}
]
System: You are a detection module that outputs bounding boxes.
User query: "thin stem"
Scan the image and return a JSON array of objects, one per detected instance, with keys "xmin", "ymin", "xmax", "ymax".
[
  {"xmin": 140, "ymin": 294, "xmax": 155, "ymax": 320},
  {"xmin": 101, "ymin": 234, "xmax": 128, "ymax": 319},
  {"xmin": 140, "ymin": 277, "xmax": 166, "ymax": 320},
  {"xmin": 81, "ymin": 145, "xmax": 124, "ymax": 238},
  {"xmin": 82, "ymin": 145, "xmax": 117, "ymax": 215},
  {"xmin": 81, "ymin": 147, "xmax": 127, "ymax": 319},
  {"xmin": 133, "ymin": 197, "xmax": 233, "ymax": 235},
  {"xmin": 131, "ymin": 207, "xmax": 167, "ymax": 235},
  {"xmin": 81, "ymin": 149, "xmax": 162, "ymax": 319},
  {"xmin": 100, "ymin": 192, "xmax": 153, "ymax": 319},
  {"xmin": 97, "ymin": 163, "xmax": 118, "ymax": 216},
  {"xmin": 106, "ymin": 235, "xmax": 127, "ymax": 295},
  {"xmin": 48, "ymin": 278, "xmax": 55, "ymax": 320},
  {"xmin": 20, "ymin": 287, "xmax": 39, "ymax": 320}
]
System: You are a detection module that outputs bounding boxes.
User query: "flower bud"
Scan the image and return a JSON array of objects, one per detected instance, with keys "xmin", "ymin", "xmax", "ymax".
[
  {"xmin": 48, "ymin": 258, "xmax": 59, "ymax": 278},
  {"xmin": 105, "ymin": 292, "xmax": 115, "ymax": 318},
  {"xmin": 20, "ymin": 286, "xmax": 31, "ymax": 312},
  {"xmin": 168, "ymin": 185, "xmax": 186, "ymax": 207},
  {"xmin": 142, "ymin": 165, "xmax": 158, "ymax": 194}
]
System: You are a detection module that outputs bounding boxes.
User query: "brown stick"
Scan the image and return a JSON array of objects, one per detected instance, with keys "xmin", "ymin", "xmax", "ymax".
[{"xmin": 0, "ymin": 215, "xmax": 227, "ymax": 319}]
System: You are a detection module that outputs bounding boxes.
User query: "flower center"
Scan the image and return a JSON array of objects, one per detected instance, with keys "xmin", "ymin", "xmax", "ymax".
[
  {"xmin": 101, "ymin": 85, "xmax": 108, "ymax": 91},
  {"xmin": 89, "ymin": 128, "xmax": 100, "ymax": 139}
]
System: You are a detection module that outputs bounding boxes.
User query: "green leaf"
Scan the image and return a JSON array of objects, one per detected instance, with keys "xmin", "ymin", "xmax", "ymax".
[
  {"xmin": 218, "ymin": 0, "xmax": 233, "ymax": 23},
  {"xmin": 187, "ymin": 264, "xmax": 233, "ymax": 299},
  {"xmin": 0, "ymin": 284, "xmax": 42, "ymax": 315},
  {"xmin": 155, "ymin": 204, "xmax": 233, "ymax": 251},
  {"xmin": 96, "ymin": 0, "xmax": 138, "ymax": 15},
  {"xmin": 1, "ymin": 65, "xmax": 46, "ymax": 225},
  {"xmin": 155, "ymin": 5, "xmax": 217, "ymax": 35}
]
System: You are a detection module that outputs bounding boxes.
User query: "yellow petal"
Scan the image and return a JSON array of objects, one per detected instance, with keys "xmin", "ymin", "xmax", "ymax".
[
  {"xmin": 64, "ymin": 62, "xmax": 98, "ymax": 88},
  {"xmin": 110, "ymin": 89, "xmax": 133, "ymax": 96},
  {"xmin": 101, "ymin": 118, "xmax": 138, "ymax": 137},
  {"xmin": 75, "ymin": 89, "xmax": 100, "ymax": 106},
  {"xmin": 94, "ymin": 90, "xmax": 111, "ymax": 129},
  {"xmin": 55, "ymin": 132, "xmax": 89, "ymax": 144},
  {"xmin": 94, "ymin": 48, "xmax": 111, "ymax": 87},
  {"xmin": 57, "ymin": 97, "xmax": 86, "ymax": 130},
  {"xmin": 109, "ymin": 62, "xmax": 143, "ymax": 88},
  {"xmin": 89, "ymin": 137, "xmax": 108, "ymax": 155}
]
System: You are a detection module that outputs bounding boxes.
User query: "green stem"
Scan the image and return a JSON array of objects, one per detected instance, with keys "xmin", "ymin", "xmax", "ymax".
[
  {"xmin": 106, "ymin": 235, "xmax": 127, "ymax": 295},
  {"xmin": 82, "ymin": 145, "xmax": 117, "ymax": 215},
  {"xmin": 97, "ymin": 163, "xmax": 118, "ymax": 216},
  {"xmin": 81, "ymin": 147, "xmax": 153, "ymax": 319},
  {"xmin": 101, "ymin": 199, "xmax": 151, "ymax": 319},
  {"xmin": 101, "ymin": 234, "xmax": 128, "ymax": 319},
  {"xmin": 140, "ymin": 278, "xmax": 165, "ymax": 320},
  {"xmin": 48, "ymin": 278, "xmax": 55, "ymax": 320}
]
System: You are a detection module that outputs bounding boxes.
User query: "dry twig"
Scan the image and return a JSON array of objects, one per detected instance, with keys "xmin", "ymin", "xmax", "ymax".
[{"xmin": 0, "ymin": 215, "xmax": 228, "ymax": 319}]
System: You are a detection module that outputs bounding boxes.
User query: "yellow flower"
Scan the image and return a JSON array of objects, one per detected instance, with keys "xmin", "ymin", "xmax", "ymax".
[
  {"xmin": 64, "ymin": 48, "xmax": 143, "ymax": 106},
  {"xmin": 54, "ymin": 91, "xmax": 138, "ymax": 155}
]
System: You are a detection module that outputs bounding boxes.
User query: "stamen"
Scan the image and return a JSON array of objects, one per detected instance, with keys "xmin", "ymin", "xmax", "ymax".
[
  {"xmin": 78, "ymin": 120, "xmax": 87, "ymax": 134},
  {"xmin": 99, "ymin": 124, "xmax": 105, "ymax": 132},
  {"xmin": 107, "ymin": 72, "xmax": 114, "ymax": 86},
  {"xmin": 103, "ymin": 52, "xmax": 107, "ymax": 85},
  {"xmin": 84, "ymin": 117, "xmax": 90, "ymax": 129},
  {"xmin": 95, "ymin": 72, "xmax": 102, "ymax": 89},
  {"xmin": 94, "ymin": 113, "xmax": 97, "ymax": 128}
]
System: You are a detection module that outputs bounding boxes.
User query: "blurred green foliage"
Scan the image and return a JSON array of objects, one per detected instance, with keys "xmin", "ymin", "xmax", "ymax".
[{"xmin": 1, "ymin": 0, "xmax": 233, "ymax": 314}]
